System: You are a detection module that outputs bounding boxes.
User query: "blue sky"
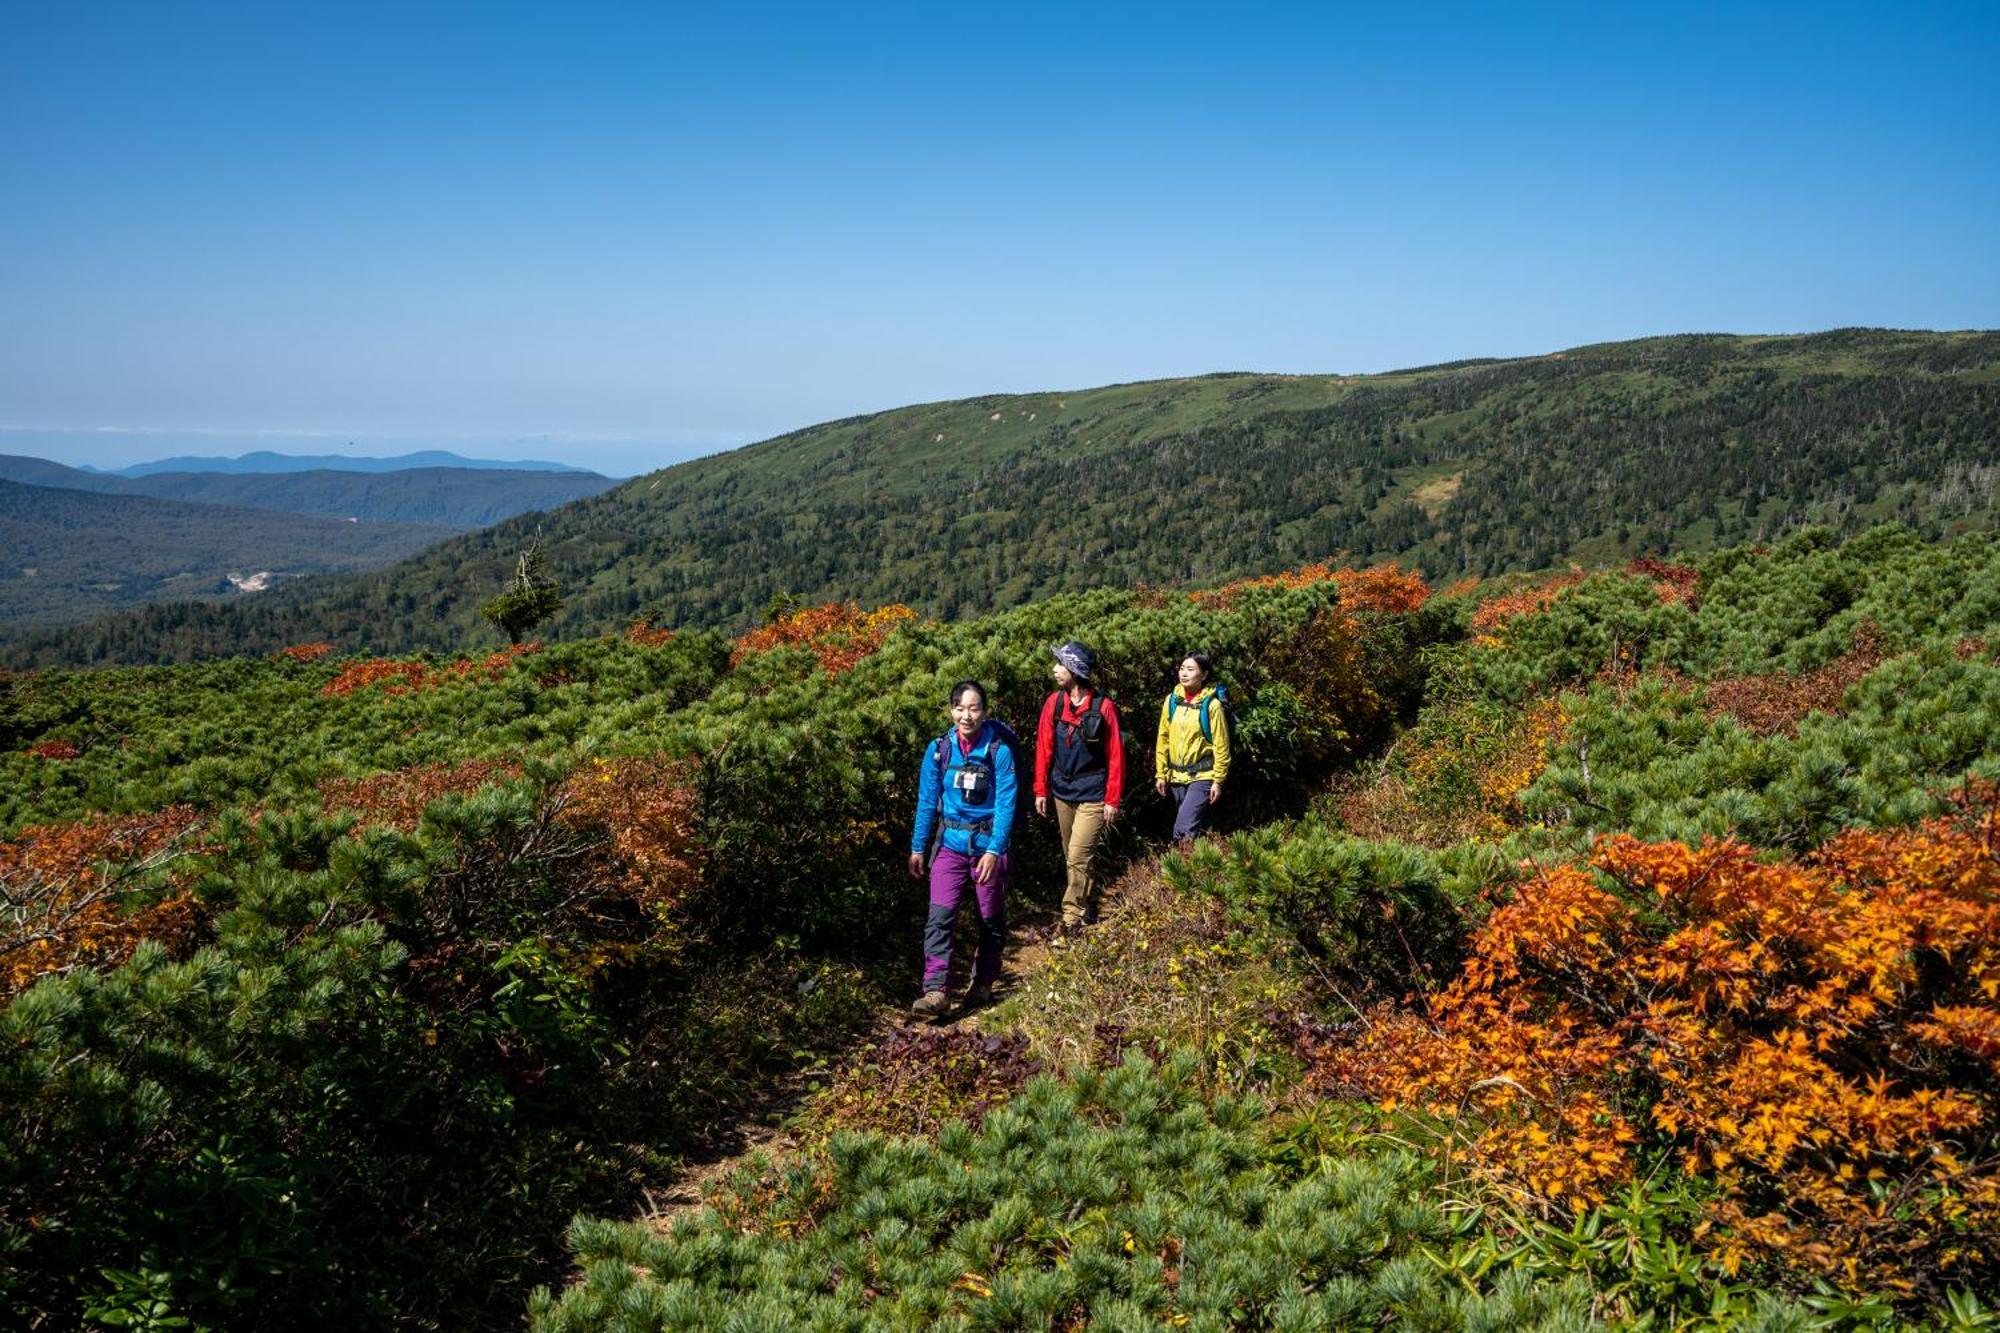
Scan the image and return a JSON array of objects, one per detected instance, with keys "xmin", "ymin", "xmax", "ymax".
[{"xmin": 2, "ymin": 1, "xmax": 1995, "ymax": 476}]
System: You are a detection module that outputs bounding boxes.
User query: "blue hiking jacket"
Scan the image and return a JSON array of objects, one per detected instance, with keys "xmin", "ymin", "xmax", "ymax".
[{"xmin": 910, "ymin": 721, "xmax": 1018, "ymax": 858}]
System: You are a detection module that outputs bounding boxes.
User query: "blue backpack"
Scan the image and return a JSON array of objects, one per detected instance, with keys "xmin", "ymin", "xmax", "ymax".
[
  {"xmin": 1165, "ymin": 684, "xmax": 1234, "ymax": 744},
  {"xmin": 924, "ymin": 720, "xmax": 1024, "ymax": 861},
  {"xmin": 929, "ymin": 719, "xmax": 1025, "ymax": 816}
]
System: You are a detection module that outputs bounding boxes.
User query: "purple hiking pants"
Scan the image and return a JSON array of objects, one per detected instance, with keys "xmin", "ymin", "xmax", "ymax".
[
  {"xmin": 923, "ymin": 847, "xmax": 1008, "ymax": 994},
  {"xmin": 1170, "ymin": 780, "xmax": 1214, "ymax": 842}
]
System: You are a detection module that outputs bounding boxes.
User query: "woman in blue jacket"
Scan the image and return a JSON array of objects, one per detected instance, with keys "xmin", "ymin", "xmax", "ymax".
[{"xmin": 907, "ymin": 679, "xmax": 1017, "ymax": 1018}]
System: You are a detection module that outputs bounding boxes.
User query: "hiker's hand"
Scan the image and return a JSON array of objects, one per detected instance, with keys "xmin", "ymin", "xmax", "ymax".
[
  {"xmin": 1207, "ymin": 782, "xmax": 1223, "ymax": 805},
  {"xmin": 907, "ymin": 853, "xmax": 925, "ymax": 879},
  {"xmin": 1035, "ymin": 796, "xmax": 1049, "ymax": 818},
  {"xmin": 1104, "ymin": 804, "xmax": 1120, "ymax": 825},
  {"xmin": 974, "ymin": 852, "xmax": 999, "ymax": 884},
  {"xmin": 1155, "ymin": 779, "xmax": 1168, "ymax": 798}
]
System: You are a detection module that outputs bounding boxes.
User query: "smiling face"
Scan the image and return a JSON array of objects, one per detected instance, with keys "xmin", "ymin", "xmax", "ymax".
[
  {"xmin": 1178, "ymin": 656, "xmax": 1207, "ymax": 690},
  {"xmin": 951, "ymin": 686, "xmax": 988, "ymax": 737}
]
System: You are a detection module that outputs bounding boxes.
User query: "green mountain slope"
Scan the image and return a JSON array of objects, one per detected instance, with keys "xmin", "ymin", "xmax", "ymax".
[
  {"xmin": 0, "ymin": 480, "xmax": 455, "ymax": 629},
  {"xmin": 9, "ymin": 328, "xmax": 1998, "ymax": 666},
  {"xmin": 0, "ymin": 455, "xmax": 617, "ymax": 528}
]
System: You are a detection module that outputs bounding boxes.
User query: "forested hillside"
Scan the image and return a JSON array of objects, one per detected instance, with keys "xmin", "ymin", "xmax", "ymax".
[
  {"xmin": 10, "ymin": 328, "xmax": 1996, "ymax": 667},
  {"xmin": 0, "ymin": 479, "xmax": 455, "ymax": 628},
  {"xmin": 6, "ymin": 523, "xmax": 2000, "ymax": 1330},
  {"xmin": 0, "ymin": 455, "xmax": 618, "ymax": 528}
]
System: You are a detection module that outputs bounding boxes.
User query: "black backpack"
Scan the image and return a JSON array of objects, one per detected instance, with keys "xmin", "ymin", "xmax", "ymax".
[{"xmin": 1048, "ymin": 690, "xmax": 1108, "ymax": 746}]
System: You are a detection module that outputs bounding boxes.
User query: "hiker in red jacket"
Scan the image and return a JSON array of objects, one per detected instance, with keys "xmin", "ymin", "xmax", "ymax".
[{"xmin": 1034, "ymin": 641, "xmax": 1125, "ymax": 930}]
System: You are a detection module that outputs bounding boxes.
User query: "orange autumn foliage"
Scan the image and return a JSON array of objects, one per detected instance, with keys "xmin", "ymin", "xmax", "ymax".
[
  {"xmin": 321, "ymin": 643, "xmax": 541, "ymax": 698},
  {"xmin": 1190, "ymin": 561, "xmax": 1431, "ymax": 614},
  {"xmin": 731, "ymin": 603, "xmax": 917, "ymax": 674},
  {"xmin": 322, "ymin": 657, "xmax": 430, "ymax": 696},
  {"xmin": 24, "ymin": 740, "xmax": 80, "ymax": 760},
  {"xmin": 624, "ymin": 619, "xmax": 677, "ymax": 647},
  {"xmin": 276, "ymin": 642, "xmax": 334, "ymax": 662},
  {"xmin": 0, "ymin": 808, "xmax": 204, "ymax": 997},
  {"xmin": 1627, "ymin": 557, "xmax": 1702, "ymax": 607},
  {"xmin": 1318, "ymin": 785, "xmax": 2000, "ymax": 1291},
  {"xmin": 556, "ymin": 755, "xmax": 703, "ymax": 917},
  {"xmin": 320, "ymin": 759, "xmax": 525, "ymax": 833},
  {"xmin": 1701, "ymin": 628, "xmax": 1888, "ymax": 738},
  {"xmin": 1469, "ymin": 571, "xmax": 1587, "ymax": 637}
]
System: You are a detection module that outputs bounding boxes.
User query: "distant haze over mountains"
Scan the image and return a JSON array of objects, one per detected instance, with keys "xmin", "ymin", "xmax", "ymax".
[
  {"xmin": 98, "ymin": 449, "xmax": 602, "ymax": 477},
  {"xmin": 0, "ymin": 453, "xmax": 626, "ymax": 630},
  {"xmin": 0, "ymin": 455, "xmax": 621, "ymax": 529},
  {"xmin": 0, "ymin": 427, "xmax": 750, "ymax": 477},
  {"xmin": 8, "ymin": 328, "xmax": 1994, "ymax": 669},
  {"xmin": 0, "ymin": 479, "xmax": 454, "ymax": 630}
]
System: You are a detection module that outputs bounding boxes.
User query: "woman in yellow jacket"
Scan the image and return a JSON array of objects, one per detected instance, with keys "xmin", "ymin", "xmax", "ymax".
[{"xmin": 1154, "ymin": 652, "xmax": 1230, "ymax": 842}]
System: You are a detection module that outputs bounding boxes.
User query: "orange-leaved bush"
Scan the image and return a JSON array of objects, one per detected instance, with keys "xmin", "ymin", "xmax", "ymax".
[
  {"xmin": 624, "ymin": 619, "xmax": 676, "ymax": 647},
  {"xmin": 730, "ymin": 602, "xmax": 916, "ymax": 674},
  {"xmin": 1469, "ymin": 571, "xmax": 1587, "ymax": 638},
  {"xmin": 1700, "ymin": 626, "xmax": 1887, "ymax": 738},
  {"xmin": 0, "ymin": 807, "xmax": 203, "ymax": 997},
  {"xmin": 1190, "ymin": 560, "xmax": 1430, "ymax": 614},
  {"xmin": 320, "ymin": 759, "xmax": 525, "ymax": 833},
  {"xmin": 555, "ymin": 755, "xmax": 704, "ymax": 919},
  {"xmin": 1627, "ymin": 557, "xmax": 1702, "ymax": 607},
  {"xmin": 276, "ymin": 642, "xmax": 334, "ymax": 662},
  {"xmin": 1316, "ymin": 784, "xmax": 2000, "ymax": 1294},
  {"xmin": 321, "ymin": 643, "xmax": 541, "ymax": 698}
]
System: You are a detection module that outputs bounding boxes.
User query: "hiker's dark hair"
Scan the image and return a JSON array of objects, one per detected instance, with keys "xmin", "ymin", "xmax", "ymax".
[
  {"xmin": 948, "ymin": 679, "xmax": 989, "ymax": 708},
  {"xmin": 1181, "ymin": 652, "xmax": 1213, "ymax": 682}
]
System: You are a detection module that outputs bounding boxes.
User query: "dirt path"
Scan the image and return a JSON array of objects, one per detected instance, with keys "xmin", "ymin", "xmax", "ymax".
[{"xmin": 635, "ymin": 853, "xmax": 1137, "ymax": 1231}]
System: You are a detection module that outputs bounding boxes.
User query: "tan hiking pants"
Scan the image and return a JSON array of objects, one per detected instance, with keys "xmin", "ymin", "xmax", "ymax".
[{"xmin": 1054, "ymin": 798, "xmax": 1107, "ymax": 926}]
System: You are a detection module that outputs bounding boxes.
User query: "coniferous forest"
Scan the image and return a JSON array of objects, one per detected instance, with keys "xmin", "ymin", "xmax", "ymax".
[
  {"xmin": 8, "ymin": 329, "xmax": 1997, "ymax": 669},
  {"xmin": 6, "ymin": 521, "xmax": 2000, "ymax": 1329}
]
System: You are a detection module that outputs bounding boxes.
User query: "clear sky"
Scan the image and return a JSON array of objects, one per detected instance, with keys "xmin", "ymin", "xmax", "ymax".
[{"xmin": 3, "ymin": 1, "xmax": 1995, "ymax": 476}]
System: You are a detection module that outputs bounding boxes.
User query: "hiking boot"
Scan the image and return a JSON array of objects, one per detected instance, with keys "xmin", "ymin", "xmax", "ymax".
[
  {"xmin": 963, "ymin": 983, "xmax": 995, "ymax": 1010},
  {"xmin": 911, "ymin": 990, "xmax": 951, "ymax": 1020}
]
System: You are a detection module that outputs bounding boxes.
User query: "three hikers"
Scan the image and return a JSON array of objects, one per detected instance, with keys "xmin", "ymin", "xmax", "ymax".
[
  {"xmin": 1033, "ymin": 641, "xmax": 1127, "ymax": 932},
  {"xmin": 909, "ymin": 646, "xmax": 1230, "ymax": 1015}
]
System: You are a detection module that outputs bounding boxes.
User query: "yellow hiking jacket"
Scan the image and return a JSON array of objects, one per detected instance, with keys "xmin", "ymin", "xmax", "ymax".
[{"xmin": 1155, "ymin": 685, "xmax": 1231, "ymax": 785}]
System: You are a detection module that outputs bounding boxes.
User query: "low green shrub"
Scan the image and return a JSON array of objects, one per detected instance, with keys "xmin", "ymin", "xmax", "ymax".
[{"xmin": 529, "ymin": 1055, "xmax": 1593, "ymax": 1332}]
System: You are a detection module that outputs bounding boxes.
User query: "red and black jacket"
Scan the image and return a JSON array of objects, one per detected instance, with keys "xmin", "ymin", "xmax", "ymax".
[{"xmin": 1034, "ymin": 689, "xmax": 1125, "ymax": 806}]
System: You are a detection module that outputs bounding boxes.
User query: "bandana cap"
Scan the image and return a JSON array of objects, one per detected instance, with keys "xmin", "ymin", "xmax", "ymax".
[{"xmin": 1052, "ymin": 641, "xmax": 1095, "ymax": 682}]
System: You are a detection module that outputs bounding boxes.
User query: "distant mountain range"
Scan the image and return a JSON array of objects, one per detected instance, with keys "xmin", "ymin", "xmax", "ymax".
[
  {"xmin": 7, "ymin": 328, "xmax": 1997, "ymax": 667},
  {"xmin": 92, "ymin": 449, "xmax": 597, "ymax": 476},
  {"xmin": 0, "ymin": 479, "xmax": 455, "ymax": 630},
  {"xmin": 0, "ymin": 455, "xmax": 621, "ymax": 529}
]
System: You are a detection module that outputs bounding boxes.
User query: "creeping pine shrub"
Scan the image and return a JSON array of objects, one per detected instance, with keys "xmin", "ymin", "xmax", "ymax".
[
  {"xmin": 1318, "ymin": 783, "xmax": 2000, "ymax": 1303},
  {"xmin": 1519, "ymin": 641, "xmax": 2000, "ymax": 848},
  {"xmin": 530, "ymin": 1055, "xmax": 1592, "ymax": 1332},
  {"xmin": 1164, "ymin": 826, "xmax": 1494, "ymax": 1008},
  {"xmin": 1, "ymin": 776, "xmax": 732, "ymax": 1330}
]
